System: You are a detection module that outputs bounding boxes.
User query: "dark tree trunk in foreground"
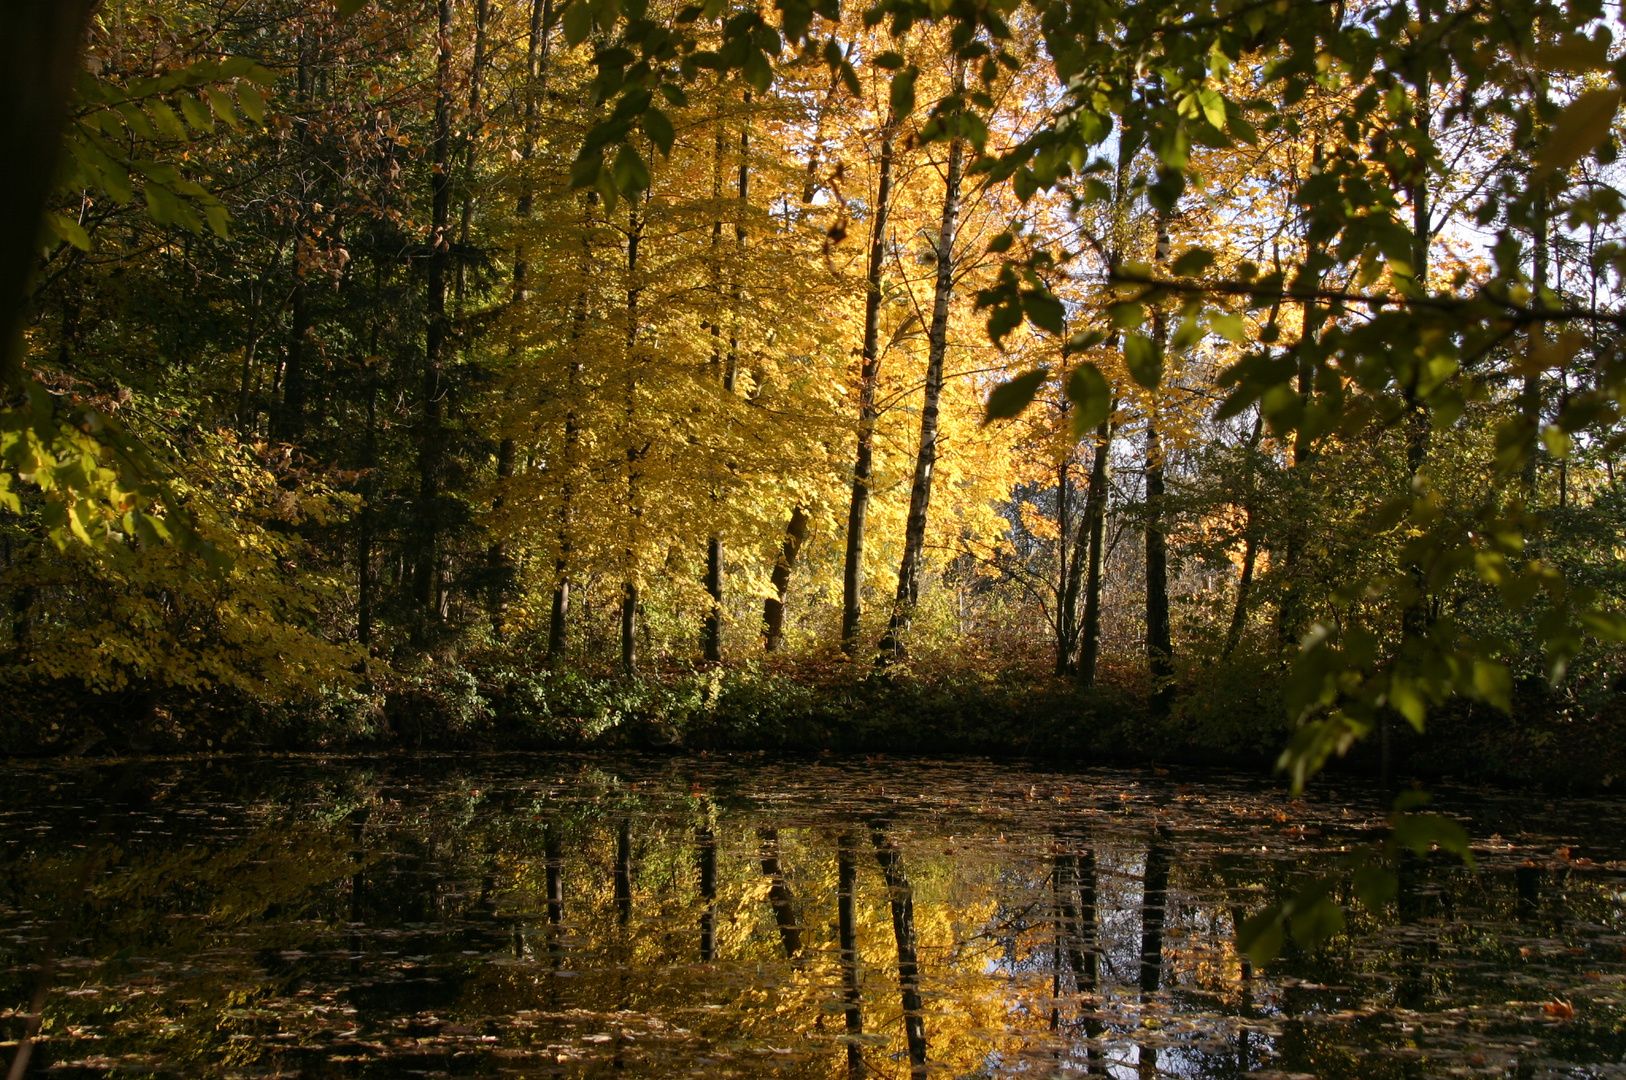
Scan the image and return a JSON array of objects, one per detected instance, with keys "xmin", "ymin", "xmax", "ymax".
[
  {"xmin": 840, "ymin": 113, "xmax": 899, "ymax": 655},
  {"xmin": 0, "ymin": 1, "xmax": 98, "ymax": 391}
]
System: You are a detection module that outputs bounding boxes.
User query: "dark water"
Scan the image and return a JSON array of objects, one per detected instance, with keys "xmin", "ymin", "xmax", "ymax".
[{"xmin": 2, "ymin": 756, "xmax": 1625, "ymax": 1079}]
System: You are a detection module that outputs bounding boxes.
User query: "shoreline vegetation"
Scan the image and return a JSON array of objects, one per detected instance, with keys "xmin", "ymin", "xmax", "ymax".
[{"xmin": 9, "ymin": 645, "xmax": 1623, "ymax": 792}]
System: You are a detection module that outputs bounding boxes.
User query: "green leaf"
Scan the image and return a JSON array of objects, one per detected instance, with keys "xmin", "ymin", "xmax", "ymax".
[
  {"xmin": 1390, "ymin": 812, "xmax": 1476, "ymax": 866},
  {"xmin": 873, "ymin": 51, "xmax": 906, "ymax": 70},
  {"xmin": 986, "ymin": 301, "xmax": 1022, "ymax": 346},
  {"xmin": 569, "ymin": 152, "xmax": 604, "ymax": 190},
  {"xmin": 1237, "ymin": 908, "xmax": 1285, "ymax": 967},
  {"xmin": 1171, "ymin": 247, "xmax": 1214, "ymax": 276},
  {"xmin": 236, "ymin": 83, "xmax": 265, "ymax": 125},
  {"xmin": 1290, "ymin": 893, "xmax": 1345, "ymax": 949},
  {"xmin": 983, "ymin": 367, "xmax": 1049, "ymax": 424},
  {"xmin": 890, "ymin": 65, "xmax": 918, "ymax": 119},
  {"xmin": 179, "ymin": 93, "xmax": 214, "ymax": 132},
  {"xmin": 1124, "ymin": 333, "xmax": 1162, "ymax": 389},
  {"xmin": 1472, "ymin": 659, "xmax": 1512, "ymax": 712},
  {"xmin": 1536, "ymin": 35, "xmax": 1611, "ymax": 73},
  {"xmin": 612, "ymin": 143, "xmax": 651, "ymax": 194},
  {"xmin": 1536, "ymin": 87, "xmax": 1623, "ymax": 179},
  {"xmin": 1352, "ymin": 864, "xmax": 1398, "ymax": 913},
  {"xmin": 743, "ymin": 47, "xmax": 773, "ymax": 93},
  {"xmin": 1065, "ymin": 329, "xmax": 1105, "ymax": 355},
  {"xmin": 987, "ymin": 232, "xmax": 1014, "ymax": 254},
  {"xmin": 641, "ymin": 107, "xmax": 675, "ymax": 156},
  {"xmin": 46, "ymin": 214, "xmax": 91, "ymax": 252},
  {"xmin": 147, "ymin": 100, "xmax": 188, "ymax": 139},
  {"xmin": 1210, "ymin": 311, "xmax": 1246, "ymax": 342},
  {"xmin": 1579, "ymin": 610, "xmax": 1626, "ymax": 640},
  {"xmin": 1021, "ymin": 288, "xmax": 1065, "ymax": 335},
  {"xmin": 563, "ymin": 0, "xmax": 596, "ymax": 48},
  {"xmin": 336, "ymin": 0, "xmax": 369, "ymax": 16},
  {"xmin": 205, "ymin": 87, "xmax": 240, "ymax": 129},
  {"xmin": 1065, "ymin": 363, "xmax": 1112, "ymax": 440}
]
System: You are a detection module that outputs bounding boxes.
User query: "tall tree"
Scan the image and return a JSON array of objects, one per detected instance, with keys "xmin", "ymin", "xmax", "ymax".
[
  {"xmin": 840, "ymin": 105, "xmax": 900, "ymax": 655},
  {"xmin": 880, "ymin": 60, "xmax": 966, "ymax": 661}
]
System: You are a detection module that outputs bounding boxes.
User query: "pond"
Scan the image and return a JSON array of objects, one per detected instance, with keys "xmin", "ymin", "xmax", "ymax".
[{"xmin": 2, "ymin": 755, "xmax": 1624, "ymax": 1079}]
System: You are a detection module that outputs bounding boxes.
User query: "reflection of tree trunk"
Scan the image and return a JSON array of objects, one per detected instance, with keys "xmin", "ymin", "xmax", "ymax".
[
  {"xmin": 836, "ymin": 832, "xmax": 865, "ymax": 1080},
  {"xmin": 698, "ymin": 808, "xmax": 717, "ymax": 962},
  {"xmin": 544, "ymin": 823, "xmax": 565, "ymax": 926},
  {"xmin": 1139, "ymin": 829, "xmax": 1170, "ymax": 995},
  {"xmin": 871, "ymin": 823, "xmax": 927, "ymax": 1078},
  {"xmin": 763, "ymin": 507, "xmax": 810, "ymax": 651},
  {"xmin": 615, "ymin": 818, "xmax": 633, "ymax": 925},
  {"xmin": 1054, "ymin": 831, "xmax": 1105, "ymax": 1072},
  {"xmin": 1137, "ymin": 827, "xmax": 1171, "ymax": 1079},
  {"xmin": 757, "ymin": 827, "xmax": 801, "ymax": 957},
  {"xmin": 349, "ymin": 808, "xmax": 368, "ymax": 975}
]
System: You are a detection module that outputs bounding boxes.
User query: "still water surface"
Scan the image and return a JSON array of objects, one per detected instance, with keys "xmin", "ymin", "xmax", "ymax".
[{"xmin": 3, "ymin": 755, "xmax": 1625, "ymax": 1078}]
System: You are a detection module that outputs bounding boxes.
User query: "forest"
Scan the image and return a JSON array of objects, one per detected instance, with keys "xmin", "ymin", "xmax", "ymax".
[
  {"xmin": 7, "ymin": 1, "xmax": 1626, "ymax": 1073},
  {"xmin": 3, "ymin": 0, "xmax": 1626, "ymax": 788}
]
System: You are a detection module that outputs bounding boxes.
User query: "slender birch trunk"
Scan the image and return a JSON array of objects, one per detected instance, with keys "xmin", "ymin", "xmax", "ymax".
[
  {"xmin": 881, "ymin": 67, "xmax": 964, "ymax": 660},
  {"xmin": 840, "ymin": 111, "xmax": 899, "ymax": 655}
]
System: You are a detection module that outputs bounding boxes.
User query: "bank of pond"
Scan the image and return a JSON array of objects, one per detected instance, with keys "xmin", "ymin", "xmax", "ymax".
[{"xmin": 2, "ymin": 755, "xmax": 1625, "ymax": 1078}]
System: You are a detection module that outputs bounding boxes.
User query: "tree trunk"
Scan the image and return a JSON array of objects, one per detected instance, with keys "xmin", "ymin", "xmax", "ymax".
[
  {"xmin": 620, "ymin": 204, "xmax": 645, "ymax": 676},
  {"xmin": 276, "ymin": 278, "xmax": 310, "ymax": 443},
  {"xmin": 881, "ymin": 72, "xmax": 964, "ymax": 661},
  {"xmin": 1222, "ymin": 415, "xmax": 1264, "ymax": 659},
  {"xmin": 411, "ymin": 0, "xmax": 455, "ymax": 638},
  {"xmin": 0, "ymin": 0, "xmax": 98, "ymax": 392},
  {"xmin": 1401, "ymin": 61, "xmax": 1432, "ymax": 642},
  {"xmin": 703, "ymin": 96, "xmax": 750, "ymax": 662},
  {"xmin": 487, "ymin": 436, "xmax": 514, "ymax": 634},
  {"xmin": 1144, "ymin": 215, "xmax": 1174, "ymax": 713},
  {"xmin": 763, "ymin": 507, "xmax": 810, "ymax": 651},
  {"xmin": 1076, "ymin": 413, "xmax": 1114, "ymax": 687},
  {"xmin": 1145, "ymin": 416, "xmax": 1173, "ymax": 713},
  {"xmin": 547, "ymin": 196, "xmax": 595, "ymax": 665},
  {"xmin": 840, "ymin": 113, "xmax": 899, "ymax": 655}
]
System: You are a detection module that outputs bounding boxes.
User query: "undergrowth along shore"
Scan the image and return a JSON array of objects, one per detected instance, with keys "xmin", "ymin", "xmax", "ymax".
[{"xmin": 7, "ymin": 641, "xmax": 1624, "ymax": 792}]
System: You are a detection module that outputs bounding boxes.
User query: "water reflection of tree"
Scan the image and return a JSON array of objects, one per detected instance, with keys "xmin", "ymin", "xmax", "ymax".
[{"xmin": 7, "ymin": 763, "xmax": 1626, "ymax": 1079}]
